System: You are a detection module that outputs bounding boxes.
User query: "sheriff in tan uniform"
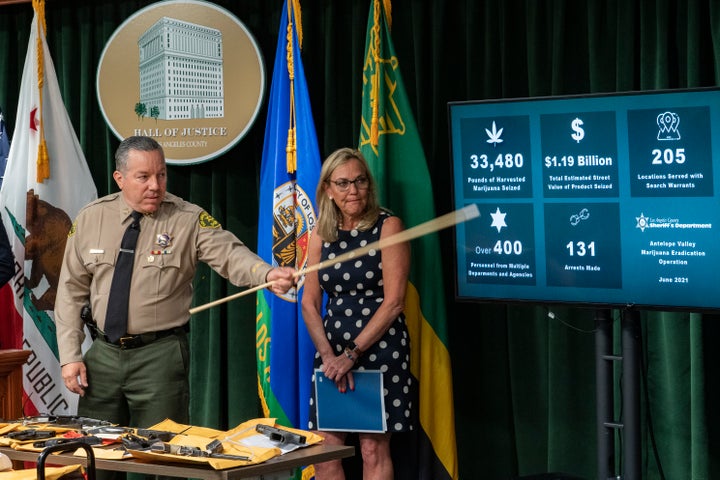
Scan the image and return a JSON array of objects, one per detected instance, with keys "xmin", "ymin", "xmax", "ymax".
[
  {"xmin": 55, "ymin": 135, "xmax": 295, "ymax": 429},
  {"xmin": 55, "ymin": 191, "xmax": 272, "ymax": 364}
]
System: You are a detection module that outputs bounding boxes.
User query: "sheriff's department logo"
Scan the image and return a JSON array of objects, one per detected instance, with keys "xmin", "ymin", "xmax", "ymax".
[
  {"xmin": 272, "ymin": 181, "xmax": 317, "ymax": 302},
  {"xmin": 199, "ymin": 211, "xmax": 221, "ymax": 229}
]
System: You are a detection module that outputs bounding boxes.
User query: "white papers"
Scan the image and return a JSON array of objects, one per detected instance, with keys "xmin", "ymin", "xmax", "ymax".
[{"xmin": 235, "ymin": 433, "xmax": 302, "ymax": 454}]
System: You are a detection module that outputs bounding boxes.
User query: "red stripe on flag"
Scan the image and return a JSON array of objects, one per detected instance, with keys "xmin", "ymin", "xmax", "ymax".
[{"xmin": 0, "ymin": 283, "xmax": 22, "ymax": 349}]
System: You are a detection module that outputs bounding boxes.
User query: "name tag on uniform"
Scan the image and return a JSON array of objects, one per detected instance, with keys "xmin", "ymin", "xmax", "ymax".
[{"xmin": 89, "ymin": 249, "xmax": 104, "ymax": 254}]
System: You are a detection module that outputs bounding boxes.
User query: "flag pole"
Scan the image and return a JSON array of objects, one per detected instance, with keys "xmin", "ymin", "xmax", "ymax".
[{"xmin": 190, "ymin": 204, "xmax": 479, "ymax": 315}]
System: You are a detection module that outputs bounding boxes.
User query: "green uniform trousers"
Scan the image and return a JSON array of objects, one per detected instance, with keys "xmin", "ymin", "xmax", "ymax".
[{"xmin": 78, "ymin": 331, "xmax": 190, "ymax": 428}]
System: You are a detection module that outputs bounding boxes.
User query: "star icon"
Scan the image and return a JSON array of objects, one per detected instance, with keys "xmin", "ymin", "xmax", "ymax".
[
  {"xmin": 636, "ymin": 213, "xmax": 649, "ymax": 232},
  {"xmin": 490, "ymin": 207, "xmax": 507, "ymax": 233}
]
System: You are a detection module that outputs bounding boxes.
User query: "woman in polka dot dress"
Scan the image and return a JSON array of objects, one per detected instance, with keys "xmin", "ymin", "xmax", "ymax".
[{"xmin": 302, "ymin": 147, "xmax": 414, "ymax": 480}]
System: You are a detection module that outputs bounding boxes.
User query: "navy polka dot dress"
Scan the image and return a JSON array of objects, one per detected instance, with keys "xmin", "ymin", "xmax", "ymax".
[{"xmin": 308, "ymin": 212, "xmax": 414, "ymax": 432}]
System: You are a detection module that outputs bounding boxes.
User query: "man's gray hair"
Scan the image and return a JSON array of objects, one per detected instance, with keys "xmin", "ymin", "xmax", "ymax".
[{"xmin": 115, "ymin": 136, "xmax": 164, "ymax": 172}]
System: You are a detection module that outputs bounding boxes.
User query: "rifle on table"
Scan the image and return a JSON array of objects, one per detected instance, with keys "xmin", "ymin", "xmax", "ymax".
[
  {"xmin": 33, "ymin": 435, "xmax": 103, "ymax": 448},
  {"xmin": 7, "ymin": 429, "xmax": 56, "ymax": 441}
]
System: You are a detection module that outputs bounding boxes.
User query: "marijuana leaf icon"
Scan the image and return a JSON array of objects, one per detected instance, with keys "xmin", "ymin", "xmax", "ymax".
[{"xmin": 485, "ymin": 121, "xmax": 504, "ymax": 146}]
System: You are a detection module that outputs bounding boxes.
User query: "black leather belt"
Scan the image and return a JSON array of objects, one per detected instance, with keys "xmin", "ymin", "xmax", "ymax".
[{"xmin": 98, "ymin": 326, "xmax": 186, "ymax": 349}]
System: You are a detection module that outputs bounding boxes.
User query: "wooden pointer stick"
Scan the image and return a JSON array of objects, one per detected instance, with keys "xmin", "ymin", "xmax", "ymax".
[
  {"xmin": 300, "ymin": 203, "xmax": 479, "ymax": 276},
  {"xmin": 188, "ymin": 204, "xmax": 480, "ymax": 315}
]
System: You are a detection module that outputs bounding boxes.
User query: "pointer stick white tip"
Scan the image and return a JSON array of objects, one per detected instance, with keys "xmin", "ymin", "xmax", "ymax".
[{"xmin": 462, "ymin": 203, "xmax": 480, "ymax": 220}]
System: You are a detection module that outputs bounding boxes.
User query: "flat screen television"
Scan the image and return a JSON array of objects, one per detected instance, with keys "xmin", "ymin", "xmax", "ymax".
[{"xmin": 448, "ymin": 88, "xmax": 720, "ymax": 311}]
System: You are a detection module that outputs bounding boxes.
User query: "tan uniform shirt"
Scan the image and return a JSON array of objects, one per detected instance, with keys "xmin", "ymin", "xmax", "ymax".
[{"xmin": 55, "ymin": 192, "xmax": 272, "ymax": 365}]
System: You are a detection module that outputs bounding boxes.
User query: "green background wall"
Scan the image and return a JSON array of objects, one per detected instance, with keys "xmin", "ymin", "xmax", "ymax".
[{"xmin": 1, "ymin": 1, "xmax": 719, "ymax": 478}]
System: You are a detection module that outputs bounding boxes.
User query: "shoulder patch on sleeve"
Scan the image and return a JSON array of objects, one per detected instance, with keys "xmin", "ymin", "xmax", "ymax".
[
  {"xmin": 199, "ymin": 211, "xmax": 221, "ymax": 229},
  {"xmin": 68, "ymin": 221, "xmax": 77, "ymax": 237}
]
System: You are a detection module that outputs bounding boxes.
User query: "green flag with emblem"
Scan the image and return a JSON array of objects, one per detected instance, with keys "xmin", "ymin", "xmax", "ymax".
[{"xmin": 358, "ymin": 1, "xmax": 458, "ymax": 478}]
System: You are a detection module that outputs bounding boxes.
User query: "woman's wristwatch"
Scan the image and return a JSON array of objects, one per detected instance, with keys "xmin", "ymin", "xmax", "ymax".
[{"xmin": 343, "ymin": 341, "xmax": 364, "ymax": 362}]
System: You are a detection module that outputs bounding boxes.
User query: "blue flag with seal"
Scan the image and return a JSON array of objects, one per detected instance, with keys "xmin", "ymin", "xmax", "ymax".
[{"xmin": 256, "ymin": 0, "xmax": 321, "ymax": 436}]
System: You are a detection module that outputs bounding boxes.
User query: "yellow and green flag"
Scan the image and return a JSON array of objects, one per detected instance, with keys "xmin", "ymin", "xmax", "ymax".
[{"xmin": 359, "ymin": 1, "xmax": 458, "ymax": 478}]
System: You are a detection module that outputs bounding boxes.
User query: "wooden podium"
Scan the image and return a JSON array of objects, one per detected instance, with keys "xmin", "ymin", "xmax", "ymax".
[{"xmin": 0, "ymin": 349, "xmax": 30, "ymax": 420}]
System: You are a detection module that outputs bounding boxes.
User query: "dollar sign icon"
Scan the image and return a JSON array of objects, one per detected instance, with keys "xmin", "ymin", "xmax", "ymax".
[{"xmin": 571, "ymin": 117, "xmax": 585, "ymax": 143}]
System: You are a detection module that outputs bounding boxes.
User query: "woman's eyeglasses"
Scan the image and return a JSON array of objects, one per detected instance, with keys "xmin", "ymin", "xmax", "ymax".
[{"xmin": 328, "ymin": 176, "xmax": 369, "ymax": 192}]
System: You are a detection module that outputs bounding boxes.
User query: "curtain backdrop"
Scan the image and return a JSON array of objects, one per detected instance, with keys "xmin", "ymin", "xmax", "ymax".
[{"xmin": 1, "ymin": 1, "xmax": 718, "ymax": 479}]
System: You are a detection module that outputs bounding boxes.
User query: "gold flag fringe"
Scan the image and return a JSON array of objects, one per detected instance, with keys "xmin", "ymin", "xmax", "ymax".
[
  {"xmin": 383, "ymin": 0, "xmax": 392, "ymax": 29},
  {"xmin": 291, "ymin": 0, "xmax": 303, "ymax": 49}
]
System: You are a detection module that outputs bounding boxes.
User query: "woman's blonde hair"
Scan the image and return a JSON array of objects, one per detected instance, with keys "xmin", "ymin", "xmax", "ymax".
[{"xmin": 315, "ymin": 147, "xmax": 381, "ymax": 242}]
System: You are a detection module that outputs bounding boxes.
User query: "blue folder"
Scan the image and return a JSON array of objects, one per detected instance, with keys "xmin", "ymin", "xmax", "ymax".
[{"xmin": 314, "ymin": 369, "xmax": 386, "ymax": 432}]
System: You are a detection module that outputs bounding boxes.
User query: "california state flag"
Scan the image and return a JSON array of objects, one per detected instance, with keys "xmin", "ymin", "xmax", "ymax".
[{"xmin": 0, "ymin": 0, "xmax": 96, "ymax": 416}]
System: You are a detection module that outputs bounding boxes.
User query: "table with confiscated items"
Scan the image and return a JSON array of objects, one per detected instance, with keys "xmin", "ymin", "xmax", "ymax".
[{"xmin": 0, "ymin": 415, "xmax": 353, "ymax": 479}]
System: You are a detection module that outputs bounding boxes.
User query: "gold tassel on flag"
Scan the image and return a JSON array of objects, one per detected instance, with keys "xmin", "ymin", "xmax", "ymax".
[
  {"xmin": 369, "ymin": 0, "xmax": 393, "ymax": 148},
  {"xmin": 33, "ymin": 0, "xmax": 50, "ymax": 183},
  {"xmin": 370, "ymin": 0, "xmax": 381, "ymax": 147},
  {"xmin": 285, "ymin": 0, "xmax": 297, "ymax": 174}
]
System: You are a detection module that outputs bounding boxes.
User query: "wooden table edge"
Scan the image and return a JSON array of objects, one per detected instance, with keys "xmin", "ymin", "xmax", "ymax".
[{"xmin": 0, "ymin": 443, "xmax": 354, "ymax": 479}]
